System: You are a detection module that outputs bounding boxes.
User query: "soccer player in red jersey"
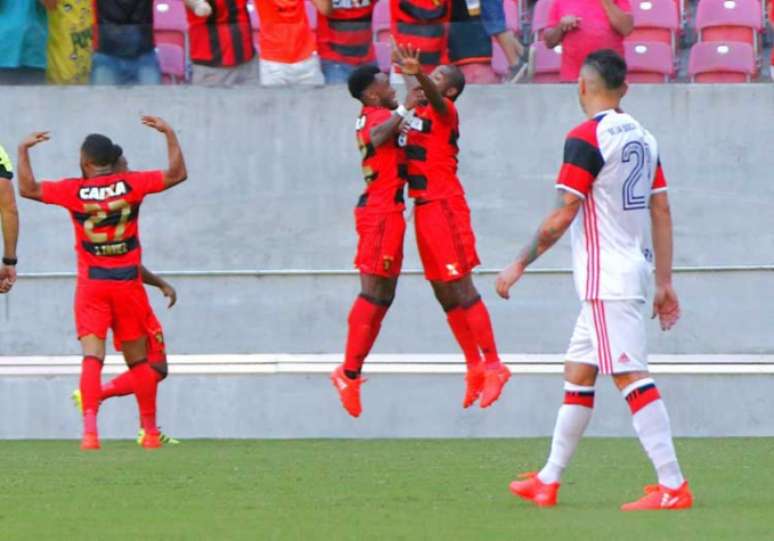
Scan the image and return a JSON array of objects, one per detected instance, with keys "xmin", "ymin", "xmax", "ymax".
[
  {"xmin": 331, "ymin": 65, "xmax": 409, "ymax": 417},
  {"xmin": 16, "ymin": 116, "xmax": 188, "ymax": 450},
  {"xmin": 393, "ymin": 44, "xmax": 511, "ymax": 409}
]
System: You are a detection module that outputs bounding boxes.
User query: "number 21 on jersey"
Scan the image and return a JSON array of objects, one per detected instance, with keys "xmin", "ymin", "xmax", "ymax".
[{"xmin": 621, "ymin": 141, "xmax": 652, "ymax": 211}]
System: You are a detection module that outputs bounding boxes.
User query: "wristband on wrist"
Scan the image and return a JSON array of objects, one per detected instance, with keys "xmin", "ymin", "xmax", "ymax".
[
  {"xmin": 394, "ymin": 104, "xmax": 409, "ymax": 119},
  {"xmin": 3, "ymin": 257, "xmax": 17, "ymax": 266}
]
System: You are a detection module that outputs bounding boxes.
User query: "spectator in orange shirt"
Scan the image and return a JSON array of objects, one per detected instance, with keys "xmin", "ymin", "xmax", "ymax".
[{"xmin": 255, "ymin": 0, "xmax": 327, "ymax": 86}]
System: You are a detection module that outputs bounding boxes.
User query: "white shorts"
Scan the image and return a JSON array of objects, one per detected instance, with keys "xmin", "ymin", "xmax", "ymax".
[
  {"xmin": 259, "ymin": 54, "xmax": 324, "ymax": 87},
  {"xmin": 565, "ymin": 300, "xmax": 648, "ymax": 375}
]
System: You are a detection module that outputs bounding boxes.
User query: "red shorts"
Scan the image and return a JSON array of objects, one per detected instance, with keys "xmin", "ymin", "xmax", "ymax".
[
  {"xmin": 112, "ymin": 306, "xmax": 167, "ymax": 366},
  {"xmin": 353, "ymin": 209, "xmax": 406, "ymax": 278},
  {"xmin": 75, "ymin": 279, "xmax": 154, "ymax": 345},
  {"xmin": 415, "ymin": 196, "xmax": 480, "ymax": 282}
]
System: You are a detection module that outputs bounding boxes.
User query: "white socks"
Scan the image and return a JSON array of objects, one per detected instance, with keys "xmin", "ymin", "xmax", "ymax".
[
  {"xmin": 537, "ymin": 382, "xmax": 595, "ymax": 485},
  {"xmin": 623, "ymin": 378, "xmax": 685, "ymax": 490}
]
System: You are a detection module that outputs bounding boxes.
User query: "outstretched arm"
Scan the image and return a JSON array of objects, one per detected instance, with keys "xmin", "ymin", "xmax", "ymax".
[
  {"xmin": 600, "ymin": 0, "xmax": 633, "ymax": 36},
  {"xmin": 369, "ymin": 110, "xmax": 410, "ymax": 148},
  {"xmin": 17, "ymin": 132, "xmax": 51, "ymax": 201},
  {"xmin": 496, "ymin": 190, "xmax": 583, "ymax": 299},
  {"xmin": 650, "ymin": 192, "xmax": 680, "ymax": 330},
  {"xmin": 393, "ymin": 42, "xmax": 448, "ymax": 115},
  {"xmin": 141, "ymin": 116, "xmax": 188, "ymax": 189},
  {"xmin": 140, "ymin": 265, "xmax": 178, "ymax": 308}
]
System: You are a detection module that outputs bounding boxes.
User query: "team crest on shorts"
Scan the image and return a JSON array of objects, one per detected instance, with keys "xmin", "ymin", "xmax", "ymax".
[
  {"xmin": 155, "ymin": 332, "xmax": 164, "ymax": 345},
  {"xmin": 383, "ymin": 256, "xmax": 394, "ymax": 272}
]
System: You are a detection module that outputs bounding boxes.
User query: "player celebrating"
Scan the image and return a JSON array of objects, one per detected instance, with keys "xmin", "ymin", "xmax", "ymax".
[
  {"xmin": 393, "ymin": 44, "xmax": 511, "ymax": 409},
  {"xmin": 17, "ymin": 116, "xmax": 188, "ymax": 450},
  {"xmin": 331, "ymin": 65, "xmax": 408, "ymax": 417},
  {"xmin": 497, "ymin": 50, "xmax": 692, "ymax": 511},
  {"xmin": 0, "ymin": 144, "xmax": 19, "ymax": 295}
]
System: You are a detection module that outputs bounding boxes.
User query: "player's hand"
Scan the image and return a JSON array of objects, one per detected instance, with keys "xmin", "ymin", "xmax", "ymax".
[
  {"xmin": 652, "ymin": 283, "xmax": 680, "ymax": 331},
  {"xmin": 141, "ymin": 115, "xmax": 172, "ymax": 134},
  {"xmin": 19, "ymin": 131, "xmax": 51, "ymax": 149},
  {"xmin": 392, "ymin": 39, "xmax": 422, "ymax": 76},
  {"xmin": 162, "ymin": 284, "xmax": 177, "ymax": 308},
  {"xmin": 496, "ymin": 261, "xmax": 525, "ymax": 300},
  {"xmin": 559, "ymin": 15, "xmax": 581, "ymax": 32},
  {"xmin": 0, "ymin": 264, "xmax": 17, "ymax": 294}
]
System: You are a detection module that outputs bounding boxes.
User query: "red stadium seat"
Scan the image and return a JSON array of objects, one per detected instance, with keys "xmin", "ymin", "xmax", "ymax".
[
  {"xmin": 153, "ymin": 0, "xmax": 188, "ymax": 49},
  {"xmin": 157, "ymin": 43, "xmax": 187, "ymax": 84},
  {"xmin": 491, "ymin": 40, "xmax": 508, "ymax": 76},
  {"xmin": 305, "ymin": 0, "xmax": 318, "ymax": 30},
  {"xmin": 625, "ymin": 41, "xmax": 674, "ymax": 82},
  {"xmin": 532, "ymin": 0, "xmax": 553, "ymax": 41},
  {"xmin": 531, "ymin": 41, "xmax": 561, "ymax": 83},
  {"xmin": 628, "ymin": 0, "xmax": 680, "ymax": 50},
  {"xmin": 696, "ymin": 0, "xmax": 763, "ymax": 52},
  {"xmin": 374, "ymin": 41, "xmax": 392, "ymax": 72},
  {"xmin": 688, "ymin": 41, "xmax": 756, "ymax": 81},
  {"xmin": 373, "ymin": 0, "xmax": 391, "ymax": 42},
  {"xmin": 504, "ymin": 0, "xmax": 521, "ymax": 36}
]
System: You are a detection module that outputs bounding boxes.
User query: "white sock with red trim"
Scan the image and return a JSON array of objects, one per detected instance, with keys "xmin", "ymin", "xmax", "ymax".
[
  {"xmin": 537, "ymin": 382, "xmax": 595, "ymax": 485},
  {"xmin": 623, "ymin": 378, "xmax": 685, "ymax": 490}
]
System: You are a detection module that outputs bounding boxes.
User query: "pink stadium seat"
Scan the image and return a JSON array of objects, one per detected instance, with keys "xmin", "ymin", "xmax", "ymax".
[
  {"xmin": 625, "ymin": 41, "xmax": 674, "ymax": 82},
  {"xmin": 374, "ymin": 41, "xmax": 392, "ymax": 72},
  {"xmin": 157, "ymin": 43, "xmax": 186, "ymax": 84},
  {"xmin": 504, "ymin": 0, "xmax": 521, "ymax": 35},
  {"xmin": 532, "ymin": 41, "xmax": 561, "ymax": 83},
  {"xmin": 628, "ymin": 0, "xmax": 680, "ymax": 50},
  {"xmin": 695, "ymin": 0, "xmax": 763, "ymax": 51},
  {"xmin": 532, "ymin": 0, "xmax": 553, "ymax": 40},
  {"xmin": 305, "ymin": 1, "xmax": 318, "ymax": 30},
  {"xmin": 491, "ymin": 40, "xmax": 508, "ymax": 76},
  {"xmin": 373, "ymin": 0, "xmax": 391, "ymax": 41},
  {"xmin": 688, "ymin": 41, "xmax": 756, "ymax": 81},
  {"xmin": 154, "ymin": 0, "xmax": 188, "ymax": 49}
]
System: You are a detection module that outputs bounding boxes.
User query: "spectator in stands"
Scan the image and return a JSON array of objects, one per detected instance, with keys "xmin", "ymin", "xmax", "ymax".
[
  {"xmin": 186, "ymin": 0, "xmax": 259, "ymax": 85},
  {"xmin": 481, "ymin": 0, "xmax": 527, "ymax": 82},
  {"xmin": 544, "ymin": 0, "xmax": 633, "ymax": 82},
  {"xmin": 314, "ymin": 0, "xmax": 378, "ymax": 84},
  {"xmin": 390, "ymin": 0, "xmax": 450, "ymax": 82},
  {"xmin": 0, "ymin": 1, "xmax": 48, "ymax": 85},
  {"xmin": 91, "ymin": 0, "xmax": 161, "ymax": 85},
  {"xmin": 255, "ymin": 0, "xmax": 326, "ymax": 86},
  {"xmin": 44, "ymin": 0, "xmax": 93, "ymax": 84},
  {"xmin": 449, "ymin": 0, "xmax": 498, "ymax": 84}
]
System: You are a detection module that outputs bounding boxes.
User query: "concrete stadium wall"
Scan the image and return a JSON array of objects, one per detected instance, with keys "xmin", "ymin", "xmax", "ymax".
[{"xmin": 2, "ymin": 84, "xmax": 773, "ymax": 355}]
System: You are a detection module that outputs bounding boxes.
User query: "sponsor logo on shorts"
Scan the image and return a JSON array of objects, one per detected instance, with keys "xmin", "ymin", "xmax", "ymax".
[
  {"xmin": 446, "ymin": 263, "xmax": 460, "ymax": 277},
  {"xmin": 383, "ymin": 256, "xmax": 393, "ymax": 272}
]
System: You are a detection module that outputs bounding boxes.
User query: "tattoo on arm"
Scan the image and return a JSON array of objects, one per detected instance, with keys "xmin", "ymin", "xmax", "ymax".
[{"xmin": 516, "ymin": 191, "xmax": 580, "ymax": 268}]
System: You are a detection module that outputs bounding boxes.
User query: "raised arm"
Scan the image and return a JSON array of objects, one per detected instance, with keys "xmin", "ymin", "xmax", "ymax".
[
  {"xmin": 369, "ymin": 110, "xmax": 409, "ymax": 148},
  {"xmin": 393, "ymin": 42, "xmax": 448, "ymax": 115},
  {"xmin": 650, "ymin": 191, "xmax": 679, "ymax": 330},
  {"xmin": 17, "ymin": 132, "xmax": 51, "ymax": 201},
  {"xmin": 600, "ymin": 0, "xmax": 633, "ymax": 36},
  {"xmin": 140, "ymin": 265, "xmax": 178, "ymax": 308},
  {"xmin": 141, "ymin": 116, "xmax": 188, "ymax": 189},
  {"xmin": 496, "ymin": 190, "xmax": 583, "ymax": 299}
]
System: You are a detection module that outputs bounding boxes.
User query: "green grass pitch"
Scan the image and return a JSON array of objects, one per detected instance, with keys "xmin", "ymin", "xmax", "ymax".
[{"xmin": 1, "ymin": 438, "xmax": 771, "ymax": 540}]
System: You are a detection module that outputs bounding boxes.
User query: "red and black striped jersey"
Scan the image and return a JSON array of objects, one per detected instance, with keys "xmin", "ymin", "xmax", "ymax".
[
  {"xmin": 188, "ymin": 0, "xmax": 255, "ymax": 67},
  {"xmin": 318, "ymin": 0, "xmax": 376, "ymax": 65},
  {"xmin": 355, "ymin": 106, "xmax": 406, "ymax": 213},
  {"xmin": 391, "ymin": 0, "xmax": 450, "ymax": 72}
]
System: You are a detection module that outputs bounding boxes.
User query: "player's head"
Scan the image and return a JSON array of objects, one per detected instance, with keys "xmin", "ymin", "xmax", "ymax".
[
  {"xmin": 347, "ymin": 65, "xmax": 398, "ymax": 109},
  {"xmin": 578, "ymin": 49, "xmax": 628, "ymax": 117},
  {"xmin": 112, "ymin": 148, "xmax": 128, "ymax": 173},
  {"xmin": 80, "ymin": 133, "xmax": 123, "ymax": 178},
  {"xmin": 428, "ymin": 64, "xmax": 466, "ymax": 102}
]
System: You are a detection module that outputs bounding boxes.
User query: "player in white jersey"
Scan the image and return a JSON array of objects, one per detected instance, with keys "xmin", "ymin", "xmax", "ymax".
[{"xmin": 496, "ymin": 50, "xmax": 692, "ymax": 511}]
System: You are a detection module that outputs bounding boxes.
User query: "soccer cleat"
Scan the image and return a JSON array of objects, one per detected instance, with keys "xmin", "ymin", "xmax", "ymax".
[
  {"xmin": 479, "ymin": 363, "xmax": 512, "ymax": 408},
  {"xmin": 71, "ymin": 389, "xmax": 83, "ymax": 414},
  {"xmin": 137, "ymin": 428, "xmax": 179, "ymax": 446},
  {"xmin": 140, "ymin": 431, "xmax": 162, "ymax": 449},
  {"xmin": 509, "ymin": 471, "xmax": 560, "ymax": 507},
  {"xmin": 620, "ymin": 481, "xmax": 693, "ymax": 511},
  {"xmin": 463, "ymin": 364, "xmax": 485, "ymax": 408},
  {"xmin": 80, "ymin": 433, "xmax": 100, "ymax": 451},
  {"xmin": 331, "ymin": 365, "xmax": 365, "ymax": 418}
]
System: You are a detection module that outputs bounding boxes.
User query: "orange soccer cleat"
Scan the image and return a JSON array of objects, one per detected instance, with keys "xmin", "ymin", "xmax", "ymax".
[
  {"xmin": 620, "ymin": 482, "xmax": 693, "ymax": 511},
  {"xmin": 463, "ymin": 364, "xmax": 485, "ymax": 408},
  {"xmin": 80, "ymin": 433, "xmax": 100, "ymax": 451},
  {"xmin": 480, "ymin": 363, "xmax": 511, "ymax": 408},
  {"xmin": 141, "ymin": 431, "xmax": 162, "ymax": 449},
  {"xmin": 509, "ymin": 472, "xmax": 560, "ymax": 507},
  {"xmin": 331, "ymin": 365, "xmax": 365, "ymax": 418}
]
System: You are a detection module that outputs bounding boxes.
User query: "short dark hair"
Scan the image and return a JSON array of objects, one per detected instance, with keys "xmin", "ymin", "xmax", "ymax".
[
  {"xmin": 443, "ymin": 64, "xmax": 466, "ymax": 100},
  {"xmin": 583, "ymin": 49, "xmax": 627, "ymax": 90},
  {"xmin": 348, "ymin": 65, "xmax": 381, "ymax": 101},
  {"xmin": 81, "ymin": 134, "xmax": 122, "ymax": 166}
]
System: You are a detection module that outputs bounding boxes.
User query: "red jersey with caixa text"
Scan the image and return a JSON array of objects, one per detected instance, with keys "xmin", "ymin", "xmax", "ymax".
[
  {"xmin": 355, "ymin": 106, "xmax": 406, "ymax": 213},
  {"xmin": 40, "ymin": 170, "xmax": 165, "ymax": 282},
  {"xmin": 403, "ymin": 97, "xmax": 464, "ymax": 201}
]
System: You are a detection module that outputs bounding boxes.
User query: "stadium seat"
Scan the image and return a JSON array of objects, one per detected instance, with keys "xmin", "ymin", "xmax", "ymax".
[
  {"xmin": 504, "ymin": 0, "xmax": 521, "ymax": 36},
  {"xmin": 532, "ymin": 0, "xmax": 553, "ymax": 41},
  {"xmin": 157, "ymin": 43, "xmax": 187, "ymax": 84},
  {"xmin": 695, "ymin": 0, "xmax": 763, "ymax": 52},
  {"xmin": 374, "ymin": 41, "xmax": 392, "ymax": 72},
  {"xmin": 247, "ymin": 0, "xmax": 260, "ymax": 54},
  {"xmin": 628, "ymin": 0, "xmax": 680, "ymax": 50},
  {"xmin": 688, "ymin": 41, "xmax": 756, "ymax": 81},
  {"xmin": 373, "ymin": 0, "xmax": 391, "ymax": 42},
  {"xmin": 625, "ymin": 41, "xmax": 675, "ymax": 82},
  {"xmin": 153, "ymin": 0, "xmax": 188, "ymax": 49},
  {"xmin": 491, "ymin": 41, "xmax": 508, "ymax": 76},
  {"xmin": 305, "ymin": 1, "xmax": 318, "ymax": 30},
  {"xmin": 531, "ymin": 41, "xmax": 561, "ymax": 83}
]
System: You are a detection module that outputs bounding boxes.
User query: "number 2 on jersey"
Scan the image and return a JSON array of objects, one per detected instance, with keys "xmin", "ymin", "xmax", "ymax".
[
  {"xmin": 83, "ymin": 199, "xmax": 131, "ymax": 243},
  {"xmin": 621, "ymin": 141, "xmax": 648, "ymax": 211}
]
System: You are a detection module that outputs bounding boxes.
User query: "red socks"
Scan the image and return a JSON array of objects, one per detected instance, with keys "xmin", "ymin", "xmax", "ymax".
[
  {"xmin": 446, "ymin": 307, "xmax": 482, "ymax": 369},
  {"xmin": 102, "ymin": 365, "xmax": 164, "ymax": 400},
  {"xmin": 129, "ymin": 361, "xmax": 160, "ymax": 436},
  {"xmin": 80, "ymin": 356, "xmax": 103, "ymax": 435},
  {"xmin": 463, "ymin": 298, "xmax": 501, "ymax": 368},
  {"xmin": 343, "ymin": 295, "xmax": 389, "ymax": 377}
]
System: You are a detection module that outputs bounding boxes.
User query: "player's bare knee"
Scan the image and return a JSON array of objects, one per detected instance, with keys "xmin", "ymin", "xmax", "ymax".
[
  {"xmin": 121, "ymin": 337, "xmax": 148, "ymax": 366},
  {"xmin": 564, "ymin": 361, "xmax": 598, "ymax": 387},
  {"xmin": 612, "ymin": 371, "xmax": 651, "ymax": 391}
]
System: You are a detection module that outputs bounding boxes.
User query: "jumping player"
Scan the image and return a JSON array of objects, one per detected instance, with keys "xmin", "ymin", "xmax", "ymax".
[
  {"xmin": 497, "ymin": 50, "xmax": 692, "ymax": 511},
  {"xmin": 393, "ymin": 44, "xmax": 511, "ymax": 409},
  {"xmin": 17, "ymin": 116, "xmax": 188, "ymax": 450},
  {"xmin": 331, "ymin": 65, "xmax": 408, "ymax": 417}
]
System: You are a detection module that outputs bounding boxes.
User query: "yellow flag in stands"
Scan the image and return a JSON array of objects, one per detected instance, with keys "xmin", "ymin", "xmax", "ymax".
[{"xmin": 46, "ymin": 0, "xmax": 93, "ymax": 85}]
